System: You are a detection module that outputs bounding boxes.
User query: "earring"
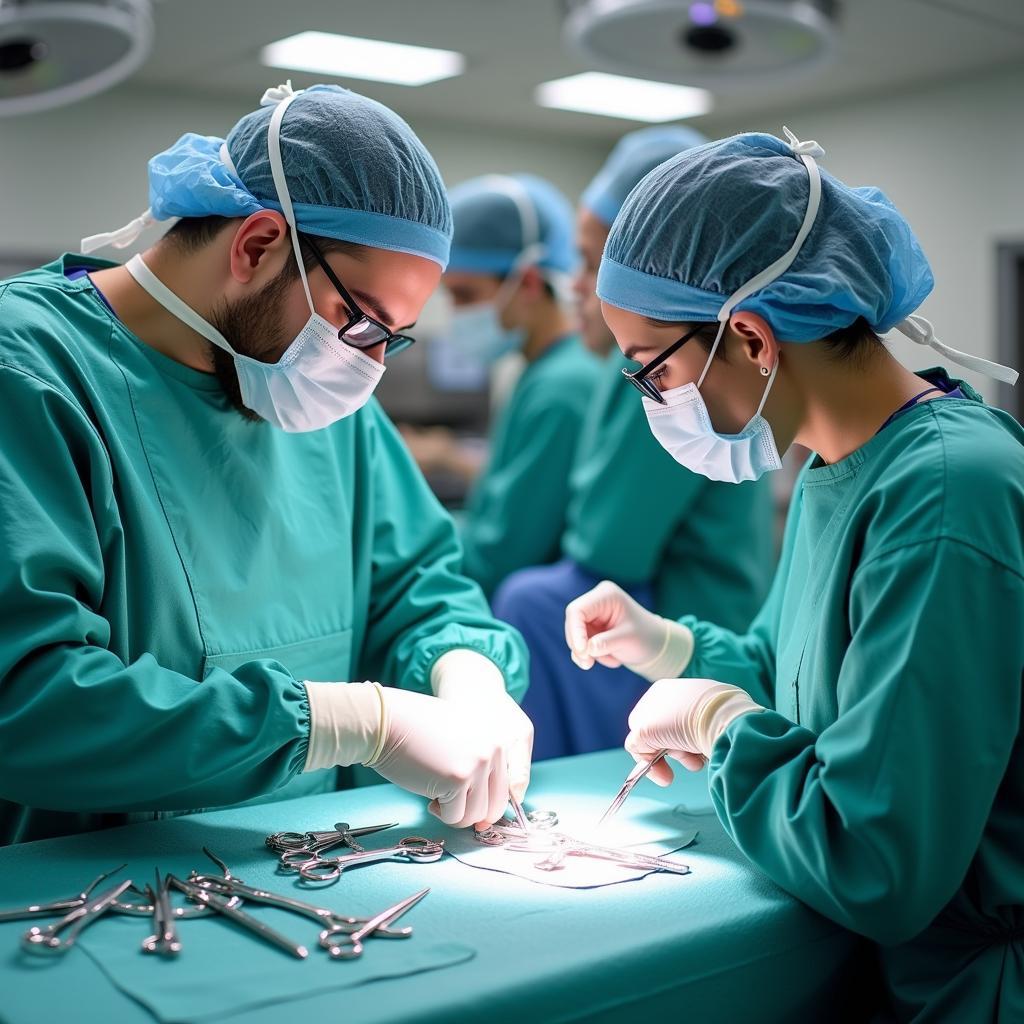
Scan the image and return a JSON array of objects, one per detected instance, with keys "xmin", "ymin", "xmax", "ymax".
[{"xmin": 760, "ymin": 365, "xmax": 770, "ymax": 377}]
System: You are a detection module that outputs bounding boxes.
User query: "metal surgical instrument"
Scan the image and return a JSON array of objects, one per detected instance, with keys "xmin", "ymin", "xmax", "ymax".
[
  {"xmin": 265, "ymin": 821, "xmax": 397, "ymax": 861},
  {"xmin": 0, "ymin": 864, "xmax": 127, "ymax": 923},
  {"xmin": 22, "ymin": 879, "xmax": 134, "ymax": 955},
  {"xmin": 596, "ymin": 750, "xmax": 668, "ymax": 827},
  {"xmin": 169, "ymin": 875, "xmax": 309, "ymax": 959},
  {"xmin": 320, "ymin": 888, "xmax": 430, "ymax": 960},
  {"xmin": 142, "ymin": 869, "xmax": 182, "ymax": 957},
  {"xmin": 281, "ymin": 837, "xmax": 446, "ymax": 883},
  {"xmin": 189, "ymin": 850, "xmax": 412, "ymax": 940}
]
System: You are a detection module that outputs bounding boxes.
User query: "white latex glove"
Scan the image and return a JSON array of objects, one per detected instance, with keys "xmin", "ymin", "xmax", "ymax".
[
  {"xmin": 430, "ymin": 650, "xmax": 534, "ymax": 802},
  {"xmin": 564, "ymin": 580, "xmax": 695, "ymax": 681},
  {"xmin": 303, "ymin": 681, "xmax": 510, "ymax": 829},
  {"xmin": 625, "ymin": 677, "xmax": 766, "ymax": 785}
]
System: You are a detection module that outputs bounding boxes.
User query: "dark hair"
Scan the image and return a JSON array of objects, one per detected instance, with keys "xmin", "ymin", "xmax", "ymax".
[
  {"xmin": 161, "ymin": 215, "xmax": 367, "ymax": 272},
  {"xmin": 820, "ymin": 317, "xmax": 885, "ymax": 364},
  {"xmin": 690, "ymin": 315, "xmax": 883, "ymax": 364}
]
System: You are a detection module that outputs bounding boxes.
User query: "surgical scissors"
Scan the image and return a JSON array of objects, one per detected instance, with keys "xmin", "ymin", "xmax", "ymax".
[
  {"xmin": 282, "ymin": 836, "xmax": 445, "ymax": 883},
  {"xmin": 22, "ymin": 879, "xmax": 134, "ymax": 955},
  {"xmin": 320, "ymin": 888, "xmax": 429, "ymax": 960},
  {"xmin": 265, "ymin": 821, "xmax": 397, "ymax": 861}
]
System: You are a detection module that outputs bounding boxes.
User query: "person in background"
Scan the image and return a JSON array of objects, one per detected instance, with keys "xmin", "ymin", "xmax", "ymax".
[
  {"xmin": 567, "ymin": 128, "xmax": 1024, "ymax": 1022},
  {"xmin": 492, "ymin": 129, "xmax": 776, "ymax": 760},
  {"xmin": 405, "ymin": 174, "xmax": 602, "ymax": 598},
  {"xmin": 0, "ymin": 82, "xmax": 532, "ymax": 846}
]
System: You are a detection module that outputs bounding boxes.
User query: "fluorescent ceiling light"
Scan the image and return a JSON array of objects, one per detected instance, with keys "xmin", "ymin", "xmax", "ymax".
[
  {"xmin": 535, "ymin": 72, "xmax": 711, "ymax": 122},
  {"xmin": 261, "ymin": 31, "xmax": 465, "ymax": 87}
]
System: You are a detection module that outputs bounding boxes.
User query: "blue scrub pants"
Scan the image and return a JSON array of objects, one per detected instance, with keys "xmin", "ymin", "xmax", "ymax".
[{"xmin": 492, "ymin": 560, "xmax": 653, "ymax": 760}]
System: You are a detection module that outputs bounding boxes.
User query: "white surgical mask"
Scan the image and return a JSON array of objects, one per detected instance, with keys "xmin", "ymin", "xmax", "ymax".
[
  {"xmin": 643, "ymin": 128, "xmax": 824, "ymax": 483},
  {"xmin": 645, "ymin": 362, "xmax": 782, "ymax": 483},
  {"xmin": 443, "ymin": 241, "xmax": 546, "ymax": 370},
  {"xmin": 446, "ymin": 303, "xmax": 526, "ymax": 369},
  {"xmin": 128, "ymin": 85, "xmax": 385, "ymax": 433}
]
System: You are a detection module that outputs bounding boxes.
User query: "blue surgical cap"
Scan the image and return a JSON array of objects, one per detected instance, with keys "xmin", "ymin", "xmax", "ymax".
[
  {"xmin": 447, "ymin": 174, "xmax": 576, "ymax": 277},
  {"xmin": 581, "ymin": 126, "xmax": 708, "ymax": 227},
  {"xmin": 597, "ymin": 132, "xmax": 934, "ymax": 342},
  {"xmin": 146, "ymin": 84, "xmax": 452, "ymax": 268}
]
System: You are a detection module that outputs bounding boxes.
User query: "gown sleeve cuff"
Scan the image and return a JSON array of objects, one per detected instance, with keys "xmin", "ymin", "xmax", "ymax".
[
  {"xmin": 303, "ymin": 681, "xmax": 386, "ymax": 771},
  {"xmin": 628, "ymin": 619, "xmax": 695, "ymax": 682}
]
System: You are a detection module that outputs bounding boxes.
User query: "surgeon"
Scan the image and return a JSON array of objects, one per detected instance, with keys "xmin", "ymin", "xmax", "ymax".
[
  {"xmin": 0, "ymin": 82, "xmax": 534, "ymax": 847},
  {"xmin": 492, "ymin": 129, "xmax": 776, "ymax": 760},
  {"xmin": 565, "ymin": 128, "xmax": 1024, "ymax": 1020},
  {"xmin": 407, "ymin": 174, "xmax": 601, "ymax": 597}
]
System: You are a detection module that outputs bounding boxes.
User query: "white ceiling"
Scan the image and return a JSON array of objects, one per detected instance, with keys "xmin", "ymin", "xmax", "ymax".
[{"xmin": 138, "ymin": 0, "xmax": 1024, "ymax": 141}]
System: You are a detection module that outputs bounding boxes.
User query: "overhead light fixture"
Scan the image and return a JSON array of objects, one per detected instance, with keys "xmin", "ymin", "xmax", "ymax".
[
  {"xmin": 535, "ymin": 72, "xmax": 711, "ymax": 122},
  {"xmin": 562, "ymin": 1, "xmax": 838, "ymax": 92},
  {"xmin": 261, "ymin": 31, "xmax": 465, "ymax": 87},
  {"xmin": 0, "ymin": 0, "xmax": 153, "ymax": 118}
]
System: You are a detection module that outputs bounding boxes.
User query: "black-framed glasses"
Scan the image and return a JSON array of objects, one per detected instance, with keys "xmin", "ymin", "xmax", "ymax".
[
  {"xmin": 303, "ymin": 236, "xmax": 415, "ymax": 358},
  {"xmin": 621, "ymin": 324, "xmax": 706, "ymax": 404}
]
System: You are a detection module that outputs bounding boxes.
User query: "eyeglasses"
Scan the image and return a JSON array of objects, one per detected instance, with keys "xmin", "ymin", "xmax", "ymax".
[
  {"xmin": 621, "ymin": 324, "xmax": 707, "ymax": 404},
  {"xmin": 303, "ymin": 236, "xmax": 415, "ymax": 358}
]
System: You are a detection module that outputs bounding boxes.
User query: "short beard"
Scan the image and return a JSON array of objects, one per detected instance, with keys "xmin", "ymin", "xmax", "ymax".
[{"xmin": 208, "ymin": 264, "xmax": 296, "ymax": 422}]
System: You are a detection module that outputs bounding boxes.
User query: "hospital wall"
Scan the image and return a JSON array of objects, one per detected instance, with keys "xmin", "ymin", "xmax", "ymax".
[{"xmin": 701, "ymin": 62, "xmax": 1024, "ymax": 404}]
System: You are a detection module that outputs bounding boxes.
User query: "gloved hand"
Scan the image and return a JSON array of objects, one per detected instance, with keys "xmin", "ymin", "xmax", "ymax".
[
  {"xmin": 564, "ymin": 580, "xmax": 694, "ymax": 680},
  {"xmin": 303, "ymin": 681, "xmax": 511, "ymax": 829},
  {"xmin": 430, "ymin": 649, "xmax": 534, "ymax": 802},
  {"xmin": 625, "ymin": 677, "xmax": 765, "ymax": 785}
]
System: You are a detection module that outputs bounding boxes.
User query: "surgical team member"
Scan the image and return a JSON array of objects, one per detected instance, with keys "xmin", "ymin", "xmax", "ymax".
[
  {"xmin": 493, "ymin": 129, "xmax": 776, "ymax": 760},
  {"xmin": 0, "ymin": 82, "xmax": 533, "ymax": 847},
  {"xmin": 408, "ymin": 175, "xmax": 601, "ymax": 597},
  {"xmin": 566, "ymin": 130, "xmax": 1024, "ymax": 1021}
]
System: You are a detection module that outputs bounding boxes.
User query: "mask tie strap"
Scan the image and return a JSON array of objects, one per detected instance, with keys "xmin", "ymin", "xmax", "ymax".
[
  {"xmin": 892, "ymin": 315, "xmax": 1019, "ymax": 386},
  {"xmin": 698, "ymin": 128, "xmax": 824, "ymax": 391},
  {"xmin": 81, "ymin": 208, "xmax": 156, "ymax": 255},
  {"xmin": 264, "ymin": 82, "xmax": 316, "ymax": 316}
]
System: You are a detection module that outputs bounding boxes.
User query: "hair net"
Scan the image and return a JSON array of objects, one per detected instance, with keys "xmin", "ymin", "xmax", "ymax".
[
  {"xmin": 82, "ymin": 83, "xmax": 452, "ymax": 268},
  {"xmin": 597, "ymin": 131, "xmax": 934, "ymax": 342},
  {"xmin": 446, "ymin": 174, "xmax": 576, "ymax": 277},
  {"xmin": 581, "ymin": 126, "xmax": 708, "ymax": 227}
]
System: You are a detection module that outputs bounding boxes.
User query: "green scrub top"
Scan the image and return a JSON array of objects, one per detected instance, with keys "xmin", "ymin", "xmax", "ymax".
[
  {"xmin": 460, "ymin": 335, "xmax": 601, "ymax": 597},
  {"xmin": 0, "ymin": 256, "xmax": 528, "ymax": 847},
  {"xmin": 563, "ymin": 349, "xmax": 775, "ymax": 626},
  {"xmin": 681, "ymin": 370, "xmax": 1024, "ymax": 1021}
]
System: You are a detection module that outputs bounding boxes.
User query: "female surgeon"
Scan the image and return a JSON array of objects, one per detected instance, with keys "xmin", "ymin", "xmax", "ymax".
[{"xmin": 564, "ymin": 129, "xmax": 1024, "ymax": 1021}]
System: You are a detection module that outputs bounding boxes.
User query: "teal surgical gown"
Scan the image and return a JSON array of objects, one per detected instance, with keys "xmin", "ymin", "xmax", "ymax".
[
  {"xmin": 562, "ymin": 349, "xmax": 775, "ymax": 622},
  {"xmin": 460, "ymin": 335, "xmax": 601, "ymax": 596},
  {"xmin": 0, "ymin": 256, "xmax": 528, "ymax": 846},
  {"xmin": 681, "ymin": 371, "xmax": 1024, "ymax": 1021}
]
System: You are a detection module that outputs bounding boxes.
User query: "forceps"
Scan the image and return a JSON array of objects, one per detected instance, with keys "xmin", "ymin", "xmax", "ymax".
[
  {"xmin": 170, "ymin": 875, "xmax": 309, "ymax": 959},
  {"xmin": 22, "ymin": 879, "xmax": 134, "ymax": 955},
  {"xmin": 596, "ymin": 750, "xmax": 668, "ymax": 826},
  {"xmin": 141, "ymin": 869, "xmax": 182, "ymax": 957},
  {"xmin": 320, "ymin": 888, "xmax": 429, "ymax": 960},
  {"xmin": 282, "ymin": 837, "xmax": 445, "ymax": 883},
  {"xmin": 506, "ymin": 833, "xmax": 691, "ymax": 875},
  {"xmin": 266, "ymin": 822, "xmax": 397, "ymax": 867},
  {"xmin": 190, "ymin": 849, "xmax": 411, "ymax": 940},
  {"xmin": 0, "ymin": 864, "xmax": 127, "ymax": 923}
]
